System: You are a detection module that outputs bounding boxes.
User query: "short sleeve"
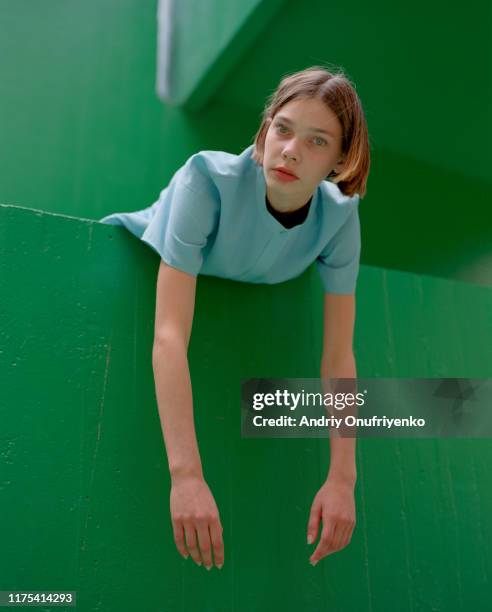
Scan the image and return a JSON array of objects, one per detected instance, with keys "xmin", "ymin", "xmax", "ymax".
[
  {"xmin": 316, "ymin": 198, "xmax": 361, "ymax": 294},
  {"xmin": 140, "ymin": 159, "xmax": 220, "ymax": 276}
]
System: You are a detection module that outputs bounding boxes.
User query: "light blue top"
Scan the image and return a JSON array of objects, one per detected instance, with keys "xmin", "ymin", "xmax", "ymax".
[{"xmin": 100, "ymin": 144, "xmax": 361, "ymax": 294}]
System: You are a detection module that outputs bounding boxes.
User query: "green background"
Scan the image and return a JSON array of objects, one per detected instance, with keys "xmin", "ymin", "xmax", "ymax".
[
  {"xmin": 1, "ymin": 0, "xmax": 491, "ymax": 610},
  {"xmin": 1, "ymin": 0, "xmax": 490, "ymax": 284}
]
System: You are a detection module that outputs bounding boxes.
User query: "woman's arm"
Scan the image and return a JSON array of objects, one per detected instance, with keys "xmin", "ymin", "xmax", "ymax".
[
  {"xmin": 320, "ymin": 292, "xmax": 357, "ymax": 483},
  {"xmin": 152, "ymin": 260, "xmax": 224, "ymax": 570},
  {"xmin": 320, "ymin": 292, "xmax": 358, "ymax": 484},
  {"xmin": 152, "ymin": 259, "xmax": 201, "ymax": 479},
  {"xmin": 307, "ymin": 292, "xmax": 357, "ymax": 565}
]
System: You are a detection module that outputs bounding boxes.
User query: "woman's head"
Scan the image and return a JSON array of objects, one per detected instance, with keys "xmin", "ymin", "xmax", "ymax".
[{"xmin": 252, "ymin": 66, "xmax": 370, "ymax": 199}]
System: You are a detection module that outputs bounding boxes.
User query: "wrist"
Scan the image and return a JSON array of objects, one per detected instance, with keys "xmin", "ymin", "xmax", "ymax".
[
  {"xmin": 327, "ymin": 469, "xmax": 357, "ymax": 488},
  {"xmin": 170, "ymin": 463, "xmax": 204, "ymax": 484}
]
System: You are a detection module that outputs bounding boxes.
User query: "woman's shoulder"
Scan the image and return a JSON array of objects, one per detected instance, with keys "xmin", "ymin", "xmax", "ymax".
[
  {"xmin": 319, "ymin": 179, "xmax": 360, "ymax": 210},
  {"xmin": 183, "ymin": 144, "xmax": 256, "ymax": 184}
]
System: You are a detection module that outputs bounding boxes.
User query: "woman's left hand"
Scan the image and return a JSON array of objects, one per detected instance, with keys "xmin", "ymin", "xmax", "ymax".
[{"xmin": 306, "ymin": 478, "xmax": 356, "ymax": 565}]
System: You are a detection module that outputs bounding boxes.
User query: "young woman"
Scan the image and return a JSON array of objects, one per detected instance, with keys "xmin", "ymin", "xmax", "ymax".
[{"xmin": 100, "ymin": 66, "xmax": 371, "ymax": 571}]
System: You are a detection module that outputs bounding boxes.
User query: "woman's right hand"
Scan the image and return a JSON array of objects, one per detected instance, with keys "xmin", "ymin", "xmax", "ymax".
[{"xmin": 170, "ymin": 475, "xmax": 224, "ymax": 570}]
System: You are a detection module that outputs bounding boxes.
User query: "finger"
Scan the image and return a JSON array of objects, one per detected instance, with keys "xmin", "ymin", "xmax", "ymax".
[
  {"xmin": 172, "ymin": 520, "xmax": 189, "ymax": 559},
  {"xmin": 209, "ymin": 520, "xmax": 224, "ymax": 568},
  {"xmin": 310, "ymin": 523, "xmax": 335, "ymax": 564},
  {"xmin": 307, "ymin": 502, "xmax": 322, "ymax": 545},
  {"xmin": 196, "ymin": 519, "xmax": 213, "ymax": 569},
  {"xmin": 311, "ymin": 539, "xmax": 335, "ymax": 564},
  {"xmin": 315, "ymin": 519, "xmax": 353, "ymax": 560},
  {"xmin": 339, "ymin": 521, "xmax": 355, "ymax": 550},
  {"xmin": 330, "ymin": 522, "xmax": 345, "ymax": 552},
  {"xmin": 183, "ymin": 521, "xmax": 202, "ymax": 566}
]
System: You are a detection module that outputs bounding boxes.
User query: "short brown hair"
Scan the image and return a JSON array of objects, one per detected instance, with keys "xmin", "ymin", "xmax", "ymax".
[{"xmin": 252, "ymin": 65, "xmax": 371, "ymax": 198}]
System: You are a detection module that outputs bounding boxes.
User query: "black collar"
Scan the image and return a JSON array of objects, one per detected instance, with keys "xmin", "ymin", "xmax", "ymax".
[{"xmin": 265, "ymin": 195, "xmax": 312, "ymax": 229}]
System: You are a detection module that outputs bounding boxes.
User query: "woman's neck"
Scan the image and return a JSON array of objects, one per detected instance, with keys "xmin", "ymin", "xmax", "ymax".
[{"xmin": 266, "ymin": 185, "xmax": 314, "ymax": 213}]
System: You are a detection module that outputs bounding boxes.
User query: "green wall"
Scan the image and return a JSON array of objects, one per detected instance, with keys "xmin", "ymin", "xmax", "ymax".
[
  {"xmin": 1, "ymin": 206, "xmax": 491, "ymax": 610},
  {"xmin": 169, "ymin": 0, "xmax": 285, "ymax": 109},
  {"xmin": 1, "ymin": 0, "xmax": 491, "ymax": 609},
  {"xmin": 1, "ymin": 0, "xmax": 490, "ymax": 284},
  {"xmin": 214, "ymin": 0, "xmax": 492, "ymax": 286}
]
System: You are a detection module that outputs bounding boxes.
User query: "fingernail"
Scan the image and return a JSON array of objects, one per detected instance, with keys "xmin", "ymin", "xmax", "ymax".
[
  {"xmin": 196, "ymin": 561, "xmax": 202, "ymax": 566},
  {"xmin": 205, "ymin": 565, "xmax": 212, "ymax": 571},
  {"xmin": 217, "ymin": 564, "xmax": 223, "ymax": 569},
  {"xmin": 310, "ymin": 560, "xmax": 318, "ymax": 567},
  {"xmin": 307, "ymin": 534, "xmax": 313, "ymax": 544}
]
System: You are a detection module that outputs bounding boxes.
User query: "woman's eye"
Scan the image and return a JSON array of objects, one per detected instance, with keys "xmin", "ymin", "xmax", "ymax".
[{"xmin": 275, "ymin": 125, "xmax": 326, "ymax": 146}]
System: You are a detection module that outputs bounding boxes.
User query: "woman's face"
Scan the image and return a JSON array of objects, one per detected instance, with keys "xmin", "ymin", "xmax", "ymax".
[{"xmin": 262, "ymin": 97, "xmax": 345, "ymax": 203}]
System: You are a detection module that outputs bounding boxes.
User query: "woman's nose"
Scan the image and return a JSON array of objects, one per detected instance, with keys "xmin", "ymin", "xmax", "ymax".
[{"xmin": 282, "ymin": 143, "xmax": 299, "ymax": 161}]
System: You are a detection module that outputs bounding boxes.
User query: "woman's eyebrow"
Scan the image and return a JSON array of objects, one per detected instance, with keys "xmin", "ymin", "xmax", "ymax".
[{"xmin": 275, "ymin": 115, "xmax": 335, "ymax": 138}]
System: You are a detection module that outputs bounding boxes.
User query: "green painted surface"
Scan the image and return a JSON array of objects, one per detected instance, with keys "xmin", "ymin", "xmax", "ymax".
[
  {"xmin": 218, "ymin": 0, "xmax": 492, "ymax": 182},
  {"xmin": 0, "ymin": 0, "xmax": 490, "ymax": 285},
  {"xmin": 214, "ymin": 0, "xmax": 492, "ymax": 286},
  {"xmin": 1, "ymin": 0, "xmax": 491, "ymax": 608},
  {"xmin": 171, "ymin": 0, "xmax": 285, "ymax": 109},
  {"xmin": 1, "ymin": 205, "xmax": 491, "ymax": 610}
]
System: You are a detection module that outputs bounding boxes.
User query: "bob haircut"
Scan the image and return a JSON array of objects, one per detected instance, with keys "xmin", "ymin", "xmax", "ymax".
[{"xmin": 252, "ymin": 65, "xmax": 371, "ymax": 199}]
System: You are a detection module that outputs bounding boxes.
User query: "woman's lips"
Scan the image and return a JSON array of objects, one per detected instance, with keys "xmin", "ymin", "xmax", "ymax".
[{"xmin": 273, "ymin": 168, "xmax": 299, "ymax": 182}]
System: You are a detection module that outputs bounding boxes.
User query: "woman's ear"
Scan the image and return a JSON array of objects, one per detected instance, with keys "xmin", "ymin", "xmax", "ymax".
[
  {"xmin": 325, "ymin": 157, "xmax": 346, "ymax": 180},
  {"xmin": 333, "ymin": 156, "xmax": 346, "ymax": 174}
]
